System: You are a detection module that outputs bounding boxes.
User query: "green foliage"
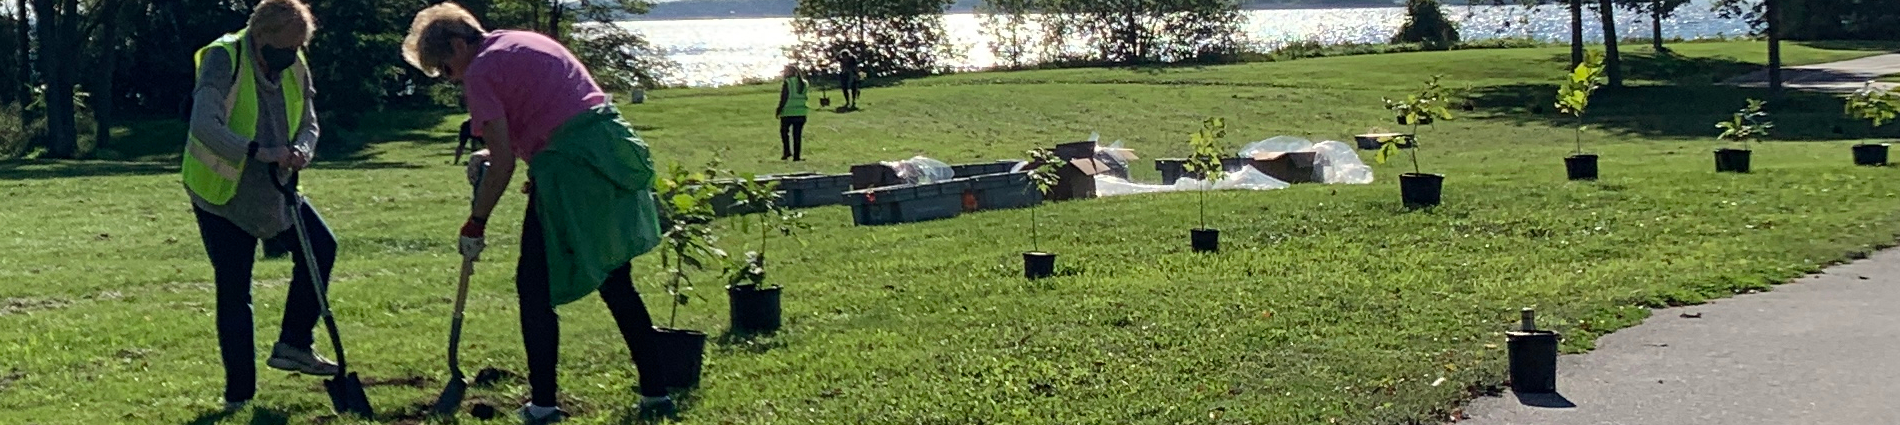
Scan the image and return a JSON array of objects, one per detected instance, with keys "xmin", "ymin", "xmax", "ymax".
[
  {"xmin": 979, "ymin": 0, "xmax": 1248, "ymax": 66},
  {"xmin": 1378, "ymin": 75, "xmax": 1458, "ymax": 174},
  {"xmin": 1557, "ymin": 50, "xmax": 1605, "ymax": 154},
  {"xmin": 791, "ymin": 0, "xmax": 958, "ymax": 78},
  {"xmin": 1184, "ymin": 117, "xmax": 1228, "ymax": 229},
  {"xmin": 1025, "ymin": 147, "xmax": 1063, "ymax": 251},
  {"xmin": 1391, "ymin": 0, "xmax": 1460, "ymax": 50},
  {"xmin": 654, "ymin": 160, "xmax": 734, "ymax": 326},
  {"xmin": 1843, "ymin": 82, "xmax": 1900, "ymax": 129},
  {"xmin": 1026, "ymin": 148, "xmax": 1064, "ymax": 197},
  {"xmin": 1715, "ymin": 98, "xmax": 1774, "ymax": 149},
  {"xmin": 721, "ymin": 174, "xmax": 809, "ymax": 289}
]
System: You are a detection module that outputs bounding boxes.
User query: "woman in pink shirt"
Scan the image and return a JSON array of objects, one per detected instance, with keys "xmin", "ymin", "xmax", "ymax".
[{"xmin": 402, "ymin": 3, "xmax": 670, "ymax": 422}]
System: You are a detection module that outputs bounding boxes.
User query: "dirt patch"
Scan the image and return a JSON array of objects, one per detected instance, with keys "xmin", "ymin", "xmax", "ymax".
[
  {"xmin": 473, "ymin": 367, "xmax": 521, "ymax": 387},
  {"xmin": 0, "ymin": 369, "xmax": 24, "ymax": 392},
  {"xmin": 360, "ymin": 374, "xmax": 435, "ymax": 388},
  {"xmin": 0, "ymin": 297, "xmax": 72, "ymax": 316}
]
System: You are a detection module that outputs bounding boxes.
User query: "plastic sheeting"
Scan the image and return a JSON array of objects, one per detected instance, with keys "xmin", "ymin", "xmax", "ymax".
[
  {"xmin": 883, "ymin": 156, "xmax": 954, "ymax": 185},
  {"xmin": 1095, "ymin": 167, "xmax": 1291, "ymax": 197},
  {"xmin": 1237, "ymin": 136, "xmax": 1374, "ymax": 185},
  {"xmin": 1090, "ymin": 133, "xmax": 1137, "ymax": 180}
]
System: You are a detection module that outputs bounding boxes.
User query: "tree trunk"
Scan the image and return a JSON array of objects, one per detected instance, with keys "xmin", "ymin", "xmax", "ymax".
[
  {"xmin": 1651, "ymin": 1, "xmax": 1664, "ymax": 51},
  {"xmin": 547, "ymin": 3, "xmax": 563, "ymax": 40},
  {"xmin": 1597, "ymin": 0, "xmax": 1623, "ymax": 87},
  {"xmin": 92, "ymin": 0, "xmax": 124, "ymax": 152},
  {"xmin": 47, "ymin": 0, "xmax": 77, "ymax": 158},
  {"xmin": 14, "ymin": 0, "xmax": 28, "ymax": 104},
  {"xmin": 32, "ymin": 0, "xmax": 78, "ymax": 158},
  {"xmin": 1765, "ymin": 0, "xmax": 1782, "ymax": 92},
  {"xmin": 1569, "ymin": 0, "xmax": 1584, "ymax": 67}
]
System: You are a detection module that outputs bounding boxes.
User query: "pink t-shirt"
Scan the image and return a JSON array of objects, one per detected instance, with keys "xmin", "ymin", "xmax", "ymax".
[{"xmin": 464, "ymin": 30, "xmax": 609, "ymax": 163}]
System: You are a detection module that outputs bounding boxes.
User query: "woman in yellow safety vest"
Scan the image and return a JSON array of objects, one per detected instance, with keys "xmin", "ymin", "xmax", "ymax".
[
  {"xmin": 776, "ymin": 64, "xmax": 810, "ymax": 161},
  {"xmin": 180, "ymin": 0, "xmax": 337, "ymax": 410}
]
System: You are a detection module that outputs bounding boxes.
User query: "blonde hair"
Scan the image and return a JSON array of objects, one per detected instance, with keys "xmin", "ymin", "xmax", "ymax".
[
  {"xmin": 248, "ymin": 0, "xmax": 316, "ymax": 46},
  {"xmin": 403, "ymin": 2, "xmax": 488, "ymax": 78}
]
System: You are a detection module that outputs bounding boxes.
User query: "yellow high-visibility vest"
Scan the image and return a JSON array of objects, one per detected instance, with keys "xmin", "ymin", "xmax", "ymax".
[{"xmin": 182, "ymin": 29, "xmax": 306, "ymax": 205}]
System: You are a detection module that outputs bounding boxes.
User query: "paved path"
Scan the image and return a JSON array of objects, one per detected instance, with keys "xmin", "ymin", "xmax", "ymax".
[
  {"xmin": 1725, "ymin": 53, "xmax": 1900, "ymax": 93},
  {"xmin": 1458, "ymin": 249, "xmax": 1900, "ymax": 425}
]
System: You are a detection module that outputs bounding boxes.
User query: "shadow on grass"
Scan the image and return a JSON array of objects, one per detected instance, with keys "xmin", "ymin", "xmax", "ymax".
[
  {"xmin": 612, "ymin": 387, "xmax": 698, "ymax": 425},
  {"xmin": 4, "ymin": 108, "xmax": 448, "ymax": 180},
  {"xmin": 180, "ymin": 406, "xmax": 294, "ymax": 425},
  {"xmin": 1793, "ymin": 40, "xmax": 1900, "ymax": 53},
  {"xmin": 713, "ymin": 328, "xmax": 786, "ymax": 355}
]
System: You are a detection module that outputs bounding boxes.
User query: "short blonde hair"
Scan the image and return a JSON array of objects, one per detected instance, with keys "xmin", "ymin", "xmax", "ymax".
[
  {"xmin": 248, "ymin": 0, "xmax": 317, "ymax": 47},
  {"xmin": 403, "ymin": 2, "xmax": 488, "ymax": 78}
]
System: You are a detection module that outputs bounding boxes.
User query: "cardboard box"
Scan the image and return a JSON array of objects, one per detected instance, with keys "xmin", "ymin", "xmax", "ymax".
[
  {"xmin": 1034, "ymin": 142, "xmax": 1099, "ymax": 201},
  {"xmin": 1247, "ymin": 151, "xmax": 1320, "ymax": 184}
]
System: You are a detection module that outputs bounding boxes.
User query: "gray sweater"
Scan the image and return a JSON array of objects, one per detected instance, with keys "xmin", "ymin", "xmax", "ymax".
[{"xmin": 186, "ymin": 41, "xmax": 321, "ymax": 239}]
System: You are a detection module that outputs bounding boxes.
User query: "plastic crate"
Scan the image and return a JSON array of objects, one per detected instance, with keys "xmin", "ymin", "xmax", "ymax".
[
  {"xmin": 777, "ymin": 173, "xmax": 853, "ymax": 208},
  {"xmin": 1154, "ymin": 157, "xmax": 1251, "ymax": 184},
  {"xmin": 969, "ymin": 172, "xmax": 1041, "ymax": 210},
  {"xmin": 950, "ymin": 160, "xmax": 1024, "ymax": 178},
  {"xmin": 842, "ymin": 179, "xmax": 972, "ymax": 226}
]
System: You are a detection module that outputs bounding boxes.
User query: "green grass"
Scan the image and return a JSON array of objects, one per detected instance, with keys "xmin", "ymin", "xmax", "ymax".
[
  {"xmin": 1879, "ymin": 73, "xmax": 1899, "ymax": 83},
  {"xmin": 6, "ymin": 40, "xmax": 1900, "ymax": 424}
]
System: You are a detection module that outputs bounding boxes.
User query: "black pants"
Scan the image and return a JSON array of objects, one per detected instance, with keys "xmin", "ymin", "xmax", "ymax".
[
  {"xmin": 779, "ymin": 116, "xmax": 807, "ymax": 160},
  {"xmin": 193, "ymin": 203, "xmax": 335, "ymax": 403},
  {"xmin": 517, "ymin": 196, "xmax": 668, "ymax": 405}
]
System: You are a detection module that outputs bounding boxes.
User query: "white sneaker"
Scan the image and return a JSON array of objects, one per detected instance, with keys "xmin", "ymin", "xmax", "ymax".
[{"xmin": 265, "ymin": 342, "xmax": 340, "ymax": 376}]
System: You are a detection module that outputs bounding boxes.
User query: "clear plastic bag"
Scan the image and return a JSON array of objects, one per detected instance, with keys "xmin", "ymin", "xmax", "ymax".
[
  {"xmin": 883, "ymin": 156, "xmax": 954, "ymax": 185},
  {"xmin": 1236, "ymin": 136, "xmax": 1375, "ymax": 185},
  {"xmin": 1096, "ymin": 168, "xmax": 1289, "ymax": 197}
]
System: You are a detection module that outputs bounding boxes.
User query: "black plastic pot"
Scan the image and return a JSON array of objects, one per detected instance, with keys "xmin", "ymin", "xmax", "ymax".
[
  {"xmin": 726, "ymin": 285, "xmax": 782, "ymax": 334},
  {"xmin": 1023, "ymin": 252, "xmax": 1056, "ymax": 280},
  {"xmin": 1191, "ymin": 228, "xmax": 1219, "ymax": 253},
  {"xmin": 1564, "ymin": 154, "xmax": 1598, "ymax": 181},
  {"xmin": 1506, "ymin": 330, "xmax": 1561, "ymax": 394},
  {"xmin": 651, "ymin": 328, "xmax": 706, "ymax": 389},
  {"xmin": 1852, "ymin": 143, "xmax": 1889, "ymax": 166},
  {"xmin": 1399, "ymin": 173, "xmax": 1444, "ymax": 208},
  {"xmin": 1714, "ymin": 148, "xmax": 1752, "ymax": 173},
  {"xmin": 1396, "ymin": 115, "xmax": 1434, "ymax": 126}
]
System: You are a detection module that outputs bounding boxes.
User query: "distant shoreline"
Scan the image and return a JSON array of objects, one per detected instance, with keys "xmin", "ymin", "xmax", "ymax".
[{"xmin": 626, "ymin": 2, "xmax": 1411, "ymax": 22}]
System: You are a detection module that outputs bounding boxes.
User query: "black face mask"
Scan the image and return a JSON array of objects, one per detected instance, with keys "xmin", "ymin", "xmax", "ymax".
[{"xmin": 259, "ymin": 46, "xmax": 299, "ymax": 74}]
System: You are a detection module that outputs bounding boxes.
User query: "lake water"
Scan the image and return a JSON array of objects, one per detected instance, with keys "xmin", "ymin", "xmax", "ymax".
[{"xmin": 621, "ymin": 0, "xmax": 1749, "ymax": 87}]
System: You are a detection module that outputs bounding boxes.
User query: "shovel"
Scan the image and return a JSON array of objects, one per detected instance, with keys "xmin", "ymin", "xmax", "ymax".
[
  {"xmin": 429, "ymin": 259, "xmax": 475, "ymax": 416},
  {"xmin": 268, "ymin": 165, "xmax": 374, "ymax": 418},
  {"xmin": 432, "ymin": 158, "xmax": 488, "ymax": 417}
]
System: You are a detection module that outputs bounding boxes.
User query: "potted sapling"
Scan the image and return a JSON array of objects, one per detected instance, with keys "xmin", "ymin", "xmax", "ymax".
[
  {"xmin": 650, "ymin": 161, "xmax": 732, "ymax": 389},
  {"xmin": 722, "ymin": 176, "xmax": 808, "ymax": 334},
  {"xmin": 1022, "ymin": 148, "xmax": 1063, "ymax": 280},
  {"xmin": 1844, "ymin": 82, "xmax": 1900, "ymax": 166},
  {"xmin": 1377, "ymin": 75, "xmax": 1458, "ymax": 207},
  {"xmin": 1557, "ymin": 51, "xmax": 1606, "ymax": 180},
  {"xmin": 1183, "ymin": 117, "xmax": 1229, "ymax": 252},
  {"xmin": 1714, "ymin": 99, "xmax": 1773, "ymax": 173}
]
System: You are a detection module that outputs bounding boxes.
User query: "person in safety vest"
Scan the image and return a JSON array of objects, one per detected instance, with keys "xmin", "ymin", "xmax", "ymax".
[
  {"xmin": 403, "ymin": 3, "xmax": 672, "ymax": 422},
  {"xmin": 181, "ymin": 0, "xmax": 335, "ymax": 411},
  {"xmin": 776, "ymin": 64, "xmax": 810, "ymax": 161}
]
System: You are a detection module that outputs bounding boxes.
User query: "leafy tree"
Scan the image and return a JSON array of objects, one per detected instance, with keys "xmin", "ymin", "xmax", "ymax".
[
  {"xmin": 791, "ymin": 0, "xmax": 958, "ymax": 78},
  {"xmin": 1392, "ymin": 0, "xmax": 1458, "ymax": 50}
]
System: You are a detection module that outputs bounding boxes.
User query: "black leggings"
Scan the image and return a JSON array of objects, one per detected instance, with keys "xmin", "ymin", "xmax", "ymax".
[
  {"xmin": 779, "ymin": 116, "xmax": 807, "ymax": 159},
  {"xmin": 517, "ymin": 196, "xmax": 668, "ymax": 405}
]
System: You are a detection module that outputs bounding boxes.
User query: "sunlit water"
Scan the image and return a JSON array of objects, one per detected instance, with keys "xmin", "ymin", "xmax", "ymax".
[{"xmin": 622, "ymin": 1, "xmax": 1748, "ymax": 87}]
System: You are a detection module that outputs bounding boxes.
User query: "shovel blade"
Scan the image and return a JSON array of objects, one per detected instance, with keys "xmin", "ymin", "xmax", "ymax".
[
  {"xmin": 430, "ymin": 377, "xmax": 469, "ymax": 417},
  {"xmin": 324, "ymin": 372, "xmax": 374, "ymax": 418}
]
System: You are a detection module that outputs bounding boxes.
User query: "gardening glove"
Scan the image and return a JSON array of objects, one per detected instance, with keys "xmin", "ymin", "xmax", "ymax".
[
  {"xmin": 459, "ymin": 217, "xmax": 487, "ymax": 262},
  {"xmin": 466, "ymin": 149, "xmax": 491, "ymax": 187}
]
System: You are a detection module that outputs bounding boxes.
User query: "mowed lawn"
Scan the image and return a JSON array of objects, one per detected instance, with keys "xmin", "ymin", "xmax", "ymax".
[{"xmin": 4, "ymin": 41, "xmax": 1900, "ymax": 424}]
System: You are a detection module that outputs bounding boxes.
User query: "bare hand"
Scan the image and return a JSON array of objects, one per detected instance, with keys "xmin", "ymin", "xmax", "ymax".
[
  {"xmin": 253, "ymin": 146, "xmax": 291, "ymax": 164},
  {"xmin": 285, "ymin": 150, "xmax": 312, "ymax": 170}
]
